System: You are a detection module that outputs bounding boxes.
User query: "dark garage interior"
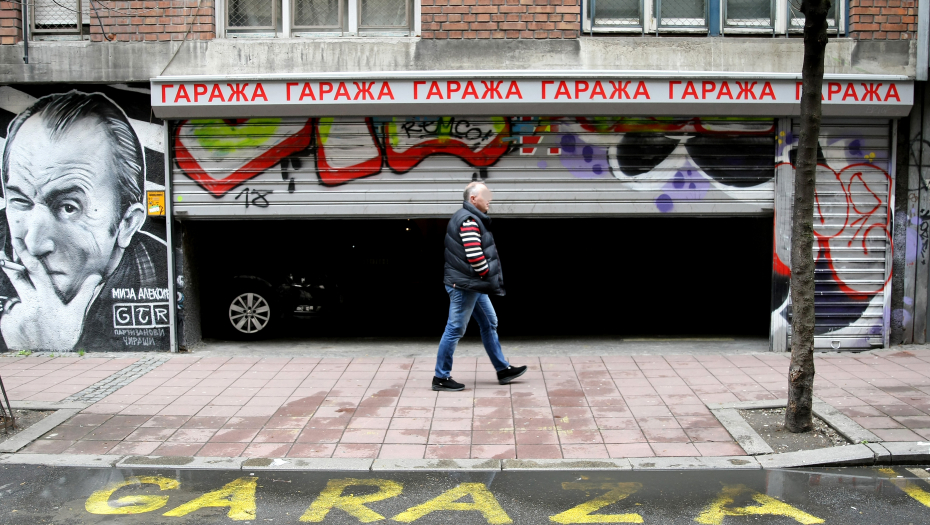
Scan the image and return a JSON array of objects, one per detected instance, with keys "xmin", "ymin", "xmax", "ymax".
[{"xmin": 185, "ymin": 216, "xmax": 773, "ymax": 340}]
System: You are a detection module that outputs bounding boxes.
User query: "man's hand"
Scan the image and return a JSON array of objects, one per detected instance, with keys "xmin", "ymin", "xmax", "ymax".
[{"xmin": 0, "ymin": 247, "xmax": 102, "ymax": 352}]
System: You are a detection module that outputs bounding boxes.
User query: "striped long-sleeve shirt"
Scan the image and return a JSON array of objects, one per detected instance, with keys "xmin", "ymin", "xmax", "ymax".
[{"xmin": 460, "ymin": 219, "xmax": 489, "ymax": 277}]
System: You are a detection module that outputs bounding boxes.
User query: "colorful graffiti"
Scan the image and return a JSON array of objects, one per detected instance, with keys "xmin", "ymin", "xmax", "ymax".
[
  {"xmin": 772, "ymin": 124, "xmax": 893, "ymax": 345},
  {"xmin": 173, "ymin": 116, "xmax": 777, "ymax": 214},
  {"xmin": 0, "ymin": 85, "xmax": 169, "ymax": 352},
  {"xmin": 172, "ymin": 115, "xmax": 893, "ymax": 342}
]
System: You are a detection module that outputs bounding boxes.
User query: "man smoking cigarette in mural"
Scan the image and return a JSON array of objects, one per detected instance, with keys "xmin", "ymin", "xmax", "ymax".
[
  {"xmin": 0, "ymin": 91, "xmax": 164, "ymax": 352},
  {"xmin": 433, "ymin": 182, "xmax": 527, "ymax": 391}
]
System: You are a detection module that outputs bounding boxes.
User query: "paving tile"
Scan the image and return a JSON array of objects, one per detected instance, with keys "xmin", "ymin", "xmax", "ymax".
[
  {"xmin": 243, "ymin": 442, "xmax": 293, "ymax": 458},
  {"xmin": 557, "ymin": 430, "xmax": 603, "ymax": 444},
  {"xmin": 210, "ymin": 428, "xmax": 261, "ymax": 443},
  {"xmin": 851, "ymin": 416, "xmax": 904, "ymax": 429},
  {"xmin": 642, "ymin": 428, "xmax": 690, "ymax": 443},
  {"xmin": 606, "ymin": 443, "xmax": 655, "ymax": 458},
  {"xmin": 170, "ymin": 428, "xmax": 219, "ymax": 443},
  {"xmin": 516, "ymin": 445, "xmax": 563, "ymax": 459},
  {"xmin": 152, "ymin": 442, "xmax": 205, "ymax": 456},
  {"xmin": 651, "ymin": 443, "xmax": 700, "ymax": 457},
  {"xmin": 83, "ymin": 426, "xmax": 137, "ymax": 441},
  {"xmin": 595, "ymin": 418, "xmax": 639, "ymax": 430},
  {"xmin": 223, "ymin": 416, "xmax": 271, "ymax": 428},
  {"xmin": 347, "ymin": 417, "xmax": 392, "ymax": 430},
  {"xmin": 514, "ymin": 430, "xmax": 559, "ymax": 445},
  {"xmin": 340, "ymin": 428, "xmax": 387, "ymax": 444},
  {"xmin": 600, "ymin": 430, "xmax": 647, "ymax": 444},
  {"xmin": 384, "ymin": 429, "xmax": 429, "ymax": 444},
  {"xmin": 871, "ymin": 428, "xmax": 927, "ymax": 441},
  {"xmin": 675, "ymin": 416, "xmax": 723, "ymax": 428},
  {"xmin": 693, "ymin": 442, "xmax": 745, "ymax": 457},
  {"xmin": 473, "ymin": 430, "xmax": 516, "ymax": 445},
  {"xmin": 471, "ymin": 445, "xmax": 516, "ymax": 459},
  {"xmin": 333, "ymin": 443, "xmax": 381, "ymax": 458},
  {"xmin": 431, "ymin": 419, "xmax": 472, "ymax": 431},
  {"xmin": 296, "ymin": 428, "xmax": 345, "ymax": 443},
  {"xmin": 142, "ymin": 415, "xmax": 193, "ymax": 428},
  {"xmin": 287, "ymin": 443, "xmax": 337, "ymax": 458},
  {"xmin": 22, "ymin": 439, "xmax": 77, "ymax": 454},
  {"xmin": 108, "ymin": 441, "xmax": 162, "ymax": 455},
  {"xmin": 684, "ymin": 427, "xmax": 734, "ymax": 442},
  {"xmin": 378, "ymin": 444, "xmax": 427, "ymax": 459},
  {"xmin": 561, "ymin": 444, "xmax": 610, "ymax": 458},
  {"xmin": 429, "ymin": 430, "xmax": 472, "ymax": 445},
  {"xmin": 426, "ymin": 444, "xmax": 472, "ymax": 459},
  {"xmin": 253, "ymin": 429, "xmax": 301, "ymax": 443}
]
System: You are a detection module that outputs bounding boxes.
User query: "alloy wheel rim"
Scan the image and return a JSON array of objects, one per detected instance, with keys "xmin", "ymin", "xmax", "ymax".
[{"xmin": 229, "ymin": 293, "xmax": 271, "ymax": 334}]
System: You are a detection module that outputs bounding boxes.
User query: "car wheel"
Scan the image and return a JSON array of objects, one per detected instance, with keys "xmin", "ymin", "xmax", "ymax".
[{"xmin": 221, "ymin": 286, "xmax": 276, "ymax": 340}]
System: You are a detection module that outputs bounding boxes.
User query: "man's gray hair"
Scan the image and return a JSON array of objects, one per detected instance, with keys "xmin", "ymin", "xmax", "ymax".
[
  {"xmin": 2, "ymin": 90, "xmax": 145, "ymax": 216},
  {"xmin": 463, "ymin": 181, "xmax": 488, "ymax": 202}
]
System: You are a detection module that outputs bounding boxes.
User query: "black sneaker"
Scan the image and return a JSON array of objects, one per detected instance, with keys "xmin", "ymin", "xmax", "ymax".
[
  {"xmin": 497, "ymin": 365, "xmax": 528, "ymax": 385},
  {"xmin": 432, "ymin": 376, "xmax": 465, "ymax": 391}
]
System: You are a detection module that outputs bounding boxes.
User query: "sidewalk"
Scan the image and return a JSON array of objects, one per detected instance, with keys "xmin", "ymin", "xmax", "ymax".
[{"xmin": 1, "ymin": 347, "xmax": 929, "ymax": 461}]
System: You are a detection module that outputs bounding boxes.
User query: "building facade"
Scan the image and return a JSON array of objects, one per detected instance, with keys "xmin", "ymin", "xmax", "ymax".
[{"xmin": 0, "ymin": 0, "xmax": 926, "ymax": 353}]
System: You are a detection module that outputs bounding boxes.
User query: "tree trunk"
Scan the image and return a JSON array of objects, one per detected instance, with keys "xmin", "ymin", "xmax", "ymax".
[{"xmin": 786, "ymin": 0, "xmax": 831, "ymax": 433}]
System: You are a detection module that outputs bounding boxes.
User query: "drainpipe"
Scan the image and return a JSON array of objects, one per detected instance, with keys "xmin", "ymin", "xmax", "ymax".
[
  {"xmin": 21, "ymin": 0, "xmax": 28, "ymax": 64},
  {"xmin": 919, "ymin": 0, "xmax": 928, "ymax": 80}
]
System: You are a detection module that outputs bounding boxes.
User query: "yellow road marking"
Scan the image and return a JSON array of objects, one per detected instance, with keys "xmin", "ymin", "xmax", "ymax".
[
  {"xmin": 392, "ymin": 482, "xmax": 512, "ymax": 524},
  {"xmin": 85, "ymin": 476, "xmax": 179, "ymax": 515},
  {"xmin": 301, "ymin": 478, "xmax": 402, "ymax": 522},
  {"xmin": 880, "ymin": 467, "xmax": 930, "ymax": 507},
  {"xmin": 694, "ymin": 483, "xmax": 824, "ymax": 525},
  {"xmin": 549, "ymin": 482, "xmax": 644, "ymax": 523},
  {"xmin": 162, "ymin": 477, "xmax": 257, "ymax": 521}
]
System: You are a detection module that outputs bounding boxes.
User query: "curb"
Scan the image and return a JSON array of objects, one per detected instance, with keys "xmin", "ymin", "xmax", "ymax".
[
  {"xmin": 2, "ymin": 444, "xmax": 928, "ymax": 470},
  {"xmin": 0, "ymin": 403, "xmax": 86, "ymax": 454}
]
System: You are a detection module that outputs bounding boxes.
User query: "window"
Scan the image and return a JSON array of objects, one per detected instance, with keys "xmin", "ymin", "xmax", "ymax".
[
  {"xmin": 583, "ymin": 0, "xmax": 843, "ymax": 35},
  {"xmin": 223, "ymin": 0, "xmax": 414, "ymax": 37},
  {"xmin": 31, "ymin": 0, "xmax": 90, "ymax": 39}
]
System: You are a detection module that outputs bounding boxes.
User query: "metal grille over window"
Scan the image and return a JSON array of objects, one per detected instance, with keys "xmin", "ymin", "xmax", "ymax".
[
  {"xmin": 360, "ymin": 0, "xmax": 408, "ymax": 29},
  {"xmin": 657, "ymin": 0, "xmax": 707, "ymax": 29},
  {"xmin": 228, "ymin": 0, "xmax": 276, "ymax": 29},
  {"xmin": 293, "ymin": 0, "xmax": 342, "ymax": 29},
  {"xmin": 32, "ymin": 0, "xmax": 86, "ymax": 34},
  {"xmin": 788, "ymin": 0, "xmax": 838, "ymax": 31},
  {"xmin": 724, "ymin": 0, "xmax": 773, "ymax": 29},
  {"xmin": 588, "ymin": 0, "xmax": 643, "ymax": 29}
]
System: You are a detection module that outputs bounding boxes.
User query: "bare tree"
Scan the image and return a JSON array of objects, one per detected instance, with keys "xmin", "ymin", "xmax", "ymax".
[{"xmin": 786, "ymin": 0, "xmax": 832, "ymax": 432}]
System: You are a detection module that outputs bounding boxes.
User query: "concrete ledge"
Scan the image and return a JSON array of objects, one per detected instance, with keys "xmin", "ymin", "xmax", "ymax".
[
  {"xmin": 866, "ymin": 443, "xmax": 893, "ymax": 463},
  {"xmin": 242, "ymin": 458, "xmax": 374, "ymax": 471},
  {"xmin": 0, "ymin": 453, "xmax": 121, "ymax": 467},
  {"xmin": 118, "ymin": 456, "xmax": 244, "ymax": 470},
  {"xmin": 876, "ymin": 442, "xmax": 930, "ymax": 464},
  {"xmin": 811, "ymin": 398, "xmax": 883, "ymax": 443},
  {"xmin": 706, "ymin": 400, "xmax": 785, "ymax": 410},
  {"xmin": 0, "ymin": 408, "xmax": 82, "ymax": 453},
  {"xmin": 630, "ymin": 457, "xmax": 707, "ymax": 470},
  {"xmin": 372, "ymin": 459, "xmax": 501, "ymax": 471},
  {"xmin": 755, "ymin": 444, "xmax": 876, "ymax": 469},
  {"xmin": 698, "ymin": 456, "xmax": 762, "ymax": 469},
  {"xmin": 711, "ymin": 408, "xmax": 774, "ymax": 455},
  {"xmin": 502, "ymin": 459, "xmax": 631, "ymax": 470},
  {"xmin": 10, "ymin": 401, "xmax": 90, "ymax": 410}
]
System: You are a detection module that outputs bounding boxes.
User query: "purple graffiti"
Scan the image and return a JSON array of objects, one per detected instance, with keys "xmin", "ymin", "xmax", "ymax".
[
  {"xmin": 559, "ymin": 134, "xmax": 610, "ymax": 178},
  {"xmin": 654, "ymin": 169, "xmax": 710, "ymax": 213}
]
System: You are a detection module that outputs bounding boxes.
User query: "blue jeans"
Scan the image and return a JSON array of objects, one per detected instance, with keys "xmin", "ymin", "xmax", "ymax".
[{"xmin": 435, "ymin": 285, "xmax": 509, "ymax": 379}]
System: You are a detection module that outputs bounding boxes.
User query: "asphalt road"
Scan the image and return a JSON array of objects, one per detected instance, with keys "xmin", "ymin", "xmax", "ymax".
[{"xmin": 1, "ymin": 465, "xmax": 930, "ymax": 524}]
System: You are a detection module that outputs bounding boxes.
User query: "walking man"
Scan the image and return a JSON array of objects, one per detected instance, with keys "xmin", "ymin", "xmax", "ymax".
[{"xmin": 433, "ymin": 182, "xmax": 527, "ymax": 391}]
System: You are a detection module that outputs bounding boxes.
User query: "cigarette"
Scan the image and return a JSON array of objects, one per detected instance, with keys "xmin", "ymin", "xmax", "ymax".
[{"xmin": 0, "ymin": 260, "xmax": 26, "ymax": 272}]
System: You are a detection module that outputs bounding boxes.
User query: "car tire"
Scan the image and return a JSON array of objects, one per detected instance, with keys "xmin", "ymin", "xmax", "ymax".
[{"xmin": 220, "ymin": 283, "xmax": 277, "ymax": 340}]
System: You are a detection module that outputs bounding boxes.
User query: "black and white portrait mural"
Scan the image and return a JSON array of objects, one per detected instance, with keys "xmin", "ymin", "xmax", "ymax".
[{"xmin": 0, "ymin": 85, "xmax": 169, "ymax": 352}]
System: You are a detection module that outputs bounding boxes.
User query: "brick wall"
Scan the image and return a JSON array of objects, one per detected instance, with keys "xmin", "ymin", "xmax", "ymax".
[
  {"xmin": 422, "ymin": 0, "xmax": 579, "ymax": 39},
  {"xmin": 86, "ymin": 0, "xmax": 214, "ymax": 42},
  {"xmin": 849, "ymin": 0, "xmax": 917, "ymax": 40},
  {"xmin": 0, "ymin": 1, "xmax": 22, "ymax": 45}
]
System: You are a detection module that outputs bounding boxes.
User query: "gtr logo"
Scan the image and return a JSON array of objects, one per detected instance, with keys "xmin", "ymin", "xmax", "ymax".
[{"xmin": 113, "ymin": 303, "xmax": 170, "ymax": 328}]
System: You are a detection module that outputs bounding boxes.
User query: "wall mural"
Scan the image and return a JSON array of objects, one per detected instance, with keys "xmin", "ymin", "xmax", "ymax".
[
  {"xmin": 173, "ymin": 116, "xmax": 892, "ymax": 343},
  {"xmin": 0, "ymin": 85, "xmax": 169, "ymax": 352}
]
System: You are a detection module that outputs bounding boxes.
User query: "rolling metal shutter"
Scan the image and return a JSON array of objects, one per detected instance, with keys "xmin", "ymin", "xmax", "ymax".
[
  {"xmin": 170, "ymin": 116, "xmax": 777, "ymax": 218},
  {"xmin": 790, "ymin": 118, "xmax": 894, "ymax": 350}
]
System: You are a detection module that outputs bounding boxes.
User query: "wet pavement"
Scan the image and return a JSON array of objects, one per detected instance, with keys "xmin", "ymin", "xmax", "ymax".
[{"xmin": 2, "ymin": 465, "xmax": 930, "ymax": 524}]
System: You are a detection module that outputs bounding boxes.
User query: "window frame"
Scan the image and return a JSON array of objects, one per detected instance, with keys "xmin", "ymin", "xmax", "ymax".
[
  {"xmin": 30, "ymin": 0, "xmax": 88, "ymax": 38},
  {"xmin": 582, "ymin": 0, "xmax": 844, "ymax": 35},
  {"xmin": 219, "ymin": 0, "xmax": 419, "ymax": 38}
]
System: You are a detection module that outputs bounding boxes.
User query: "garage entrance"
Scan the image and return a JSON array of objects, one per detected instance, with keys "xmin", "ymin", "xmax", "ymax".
[{"xmin": 188, "ymin": 216, "xmax": 772, "ymax": 341}]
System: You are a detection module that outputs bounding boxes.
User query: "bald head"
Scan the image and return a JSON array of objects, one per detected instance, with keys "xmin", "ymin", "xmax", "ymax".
[{"xmin": 464, "ymin": 182, "xmax": 492, "ymax": 213}]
